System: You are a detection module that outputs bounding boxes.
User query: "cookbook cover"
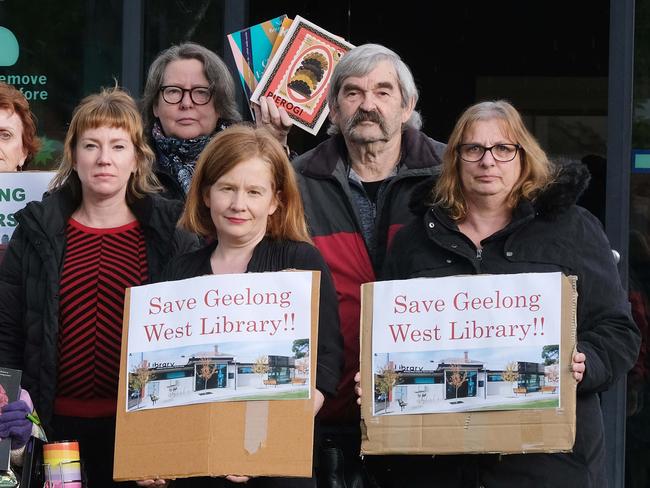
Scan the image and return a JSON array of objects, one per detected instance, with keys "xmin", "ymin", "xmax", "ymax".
[
  {"xmin": 227, "ymin": 15, "xmax": 287, "ymax": 113},
  {"xmin": 251, "ymin": 16, "xmax": 354, "ymax": 135}
]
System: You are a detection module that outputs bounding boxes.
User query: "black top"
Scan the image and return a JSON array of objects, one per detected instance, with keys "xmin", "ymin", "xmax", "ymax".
[
  {"xmin": 361, "ymin": 179, "xmax": 384, "ymax": 203},
  {"xmin": 161, "ymin": 237, "xmax": 344, "ymax": 397}
]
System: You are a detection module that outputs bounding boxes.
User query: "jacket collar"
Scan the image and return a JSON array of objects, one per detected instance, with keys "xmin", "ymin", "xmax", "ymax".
[
  {"xmin": 17, "ymin": 184, "xmax": 180, "ymax": 241},
  {"xmin": 410, "ymin": 158, "xmax": 591, "ymax": 220},
  {"xmin": 297, "ymin": 127, "xmax": 444, "ymax": 178}
]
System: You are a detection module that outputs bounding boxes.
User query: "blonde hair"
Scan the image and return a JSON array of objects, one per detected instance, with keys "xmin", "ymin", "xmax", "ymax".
[
  {"xmin": 433, "ymin": 100, "xmax": 552, "ymax": 220},
  {"xmin": 180, "ymin": 124, "xmax": 311, "ymax": 242},
  {"xmin": 50, "ymin": 87, "xmax": 160, "ymax": 201}
]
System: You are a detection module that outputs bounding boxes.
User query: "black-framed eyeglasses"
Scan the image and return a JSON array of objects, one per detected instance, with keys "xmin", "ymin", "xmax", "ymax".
[
  {"xmin": 457, "ymin": 143, "xmax": 521, "ymax": 163},
  {"xmin": 159, "ymin": 85, "xmax": 213, "ymax": 105}
]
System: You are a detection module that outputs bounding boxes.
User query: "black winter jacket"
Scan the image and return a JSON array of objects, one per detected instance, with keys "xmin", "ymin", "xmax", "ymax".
[
  {"xmin": 383, "ymin": 161, "xmax": 640, "ymax": 487},
  {"xmin": 293, "ymin": 128, "xmax": 444, "ymax": 424},
  {"xmin": 0, "ymin": 186, "xmax": 199, "ymax": 430},
  {"xmin": 161, "ymin": 238, "xmax": 344, "ymax": 397}
]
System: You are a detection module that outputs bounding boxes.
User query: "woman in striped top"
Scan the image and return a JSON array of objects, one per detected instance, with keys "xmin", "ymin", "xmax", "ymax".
[{"xmin": 0, "ymin": 87, "xmax": 197, "ymax": 487}]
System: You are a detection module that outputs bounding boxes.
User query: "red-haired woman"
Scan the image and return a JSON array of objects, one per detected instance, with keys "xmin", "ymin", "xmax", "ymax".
[{"xmin": 154, "ymin": 124, "xmax": 343, "ymax": 488}]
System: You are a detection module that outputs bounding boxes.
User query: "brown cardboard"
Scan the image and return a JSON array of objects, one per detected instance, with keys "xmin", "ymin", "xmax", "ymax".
[
  {"xmin": 360, "ymin": 274, "xmax": 577, "ymax": 455},
  {"xmin": 113, "ymin": 271, "xmax": 320, "ymax": 481}
]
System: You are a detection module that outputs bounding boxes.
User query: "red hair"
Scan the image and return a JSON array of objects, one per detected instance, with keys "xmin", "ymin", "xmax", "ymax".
[{"xmin": 0, "ymin": 82, "xmax": 40, "ymax": 166}]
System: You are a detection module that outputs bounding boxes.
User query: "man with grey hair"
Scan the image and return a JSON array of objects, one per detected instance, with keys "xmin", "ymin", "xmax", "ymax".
[{"xmin": 293, "ymin": 43, "xmax": 444, "ymax": 487}]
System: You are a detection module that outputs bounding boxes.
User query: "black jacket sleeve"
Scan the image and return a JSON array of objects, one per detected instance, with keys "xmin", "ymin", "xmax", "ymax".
[
  {"xmin": 0, "ymin": 226, "xmax": 27, "ymax": 370},
  {"xmin": 573, "ymin": 208, "xmax": 641, "ymax": 393},
  {"xmin": 159, "ymin": 243, "xmax": 215, "ymax": 282},
  {"xmin": 382, "ymin": 222, "xmax": 418, "ymax": 281},
  {"xmin": 291, "ymin": 243, "xmax": 344, "ymax": 397},
  {"xmin": 171, "ymin": 227, "xmax": 201, "ymax": 259}
]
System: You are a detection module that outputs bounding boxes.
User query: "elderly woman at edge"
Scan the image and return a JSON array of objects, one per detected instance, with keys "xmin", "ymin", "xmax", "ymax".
[{"xmin": 0, "ymin": 81, "xmax": 40, "ymax": 171}]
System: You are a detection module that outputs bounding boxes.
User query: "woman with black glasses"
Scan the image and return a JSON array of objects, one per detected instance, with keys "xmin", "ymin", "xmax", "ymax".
[
  {"xmin": 141, "ymin": 42, "xmax": 291, "ymax": 200},
  {"xmin": 376, "ymin": 100, "xmax": 640, "ymax": 487}
]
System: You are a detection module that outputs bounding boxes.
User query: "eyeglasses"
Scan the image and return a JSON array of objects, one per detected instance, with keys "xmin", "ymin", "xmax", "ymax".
[
  {"xmin": 457, "ymin": 143, "xmax": 521, "ymax": 163},
  {"xmin": 159, "ymin": 85, "xmax": 213, "ymax": 105}
]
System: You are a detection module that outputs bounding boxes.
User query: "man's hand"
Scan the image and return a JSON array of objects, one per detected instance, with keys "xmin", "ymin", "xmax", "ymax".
[
  {"xmin": 252, "ymin": 96, "xmax": 292, "ymax": 147},
  {"xmin": 354, "ymin": 371, "xmax": 362, "ymax": 405},
  {"xmin": 571, "ymin": 351, "xmax": 586, "ymax": 383}
]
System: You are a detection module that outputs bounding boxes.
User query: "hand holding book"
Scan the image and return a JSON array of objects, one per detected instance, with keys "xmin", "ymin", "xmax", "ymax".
[{"xmin": 252, "ymin": 96, "xmax": 292, "ymax": 147}]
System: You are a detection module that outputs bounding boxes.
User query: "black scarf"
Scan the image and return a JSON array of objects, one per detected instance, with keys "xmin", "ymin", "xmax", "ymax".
[{"xmin": 151, "ymin": 119, "xmax": 231, "ymax": 196}]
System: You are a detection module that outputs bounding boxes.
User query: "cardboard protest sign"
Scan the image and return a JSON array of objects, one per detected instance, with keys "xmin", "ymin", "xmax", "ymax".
[
  {"xmin": 360, "ymin": 272, "xmax": 577, "ymax": 455},
  {"xmin": 114, "ymin": 271, "xmax": 320, "ymax": 481},
  {"xmin": 227, "ymin": 15, "xmax": 288, "ymax": 116},
  {"xmin": 0, "ymin": 171, "xmax": 54, "ymax": 236},
  {"xmin": 250, "ymin": 16, "xmax": 354, "ymax": 135}
]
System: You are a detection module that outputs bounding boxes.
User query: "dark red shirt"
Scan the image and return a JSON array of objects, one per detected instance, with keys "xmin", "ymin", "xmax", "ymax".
[{"xmin": 55, "ymin": 218, "xmax": 148, "ymax": 417}]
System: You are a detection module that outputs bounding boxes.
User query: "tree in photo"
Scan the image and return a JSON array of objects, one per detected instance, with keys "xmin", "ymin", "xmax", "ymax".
[
  {"xmin": 448, "ymin": 364, "xmax": 468, "ymax": 400},
  {"xmin": 292, "ymin": 339, "xmax": 309, "ymax": 359},
  {"xmin": 502, "ymin": 361, "xmax": 520, "ymax": 395},
  {"xmin": 295, "ymin": 357, "xmax": 309, "ymax": 377},
  {"xmin": 129, "ymin": 361, "xmax": 152, "ymax": 407},
  {"xmin": 197, "ymin": 356, "xmax": 217, "ymax": 394},
  {"xmin": 253, "ymin": 355, "xmax": 270, "ymax": 386},
  {"xmin": 375, "ymin": 363, "xmax": 400, "ymax": 412},
  {"xmin": 541, "ymin": 345, "xmax": 559, "ymax": 365},
  {"xmin": 545, "ymin": 362, "xmax": 560, "ymax": 384}
]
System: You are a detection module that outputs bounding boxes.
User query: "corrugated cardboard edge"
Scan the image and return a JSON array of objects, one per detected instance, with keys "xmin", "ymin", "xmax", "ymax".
[
  {"xmin": 360, "ymin": 274, "xmax": 578, "ymax": 455},
  {"xmin": 113, "ymin": 271, "xmax": 320, "ymax": 481}
]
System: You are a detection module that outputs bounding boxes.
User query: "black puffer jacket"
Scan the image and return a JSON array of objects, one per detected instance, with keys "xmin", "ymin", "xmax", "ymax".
[
  {"xmin": 383, "ymin": 161, "xmax": 640, "ymax": 487},
  {"xmin": 0, "ymin": 185, "xmax": 199, "ymax": 430}
]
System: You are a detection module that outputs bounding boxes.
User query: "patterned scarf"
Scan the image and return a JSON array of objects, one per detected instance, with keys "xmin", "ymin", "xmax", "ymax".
[{"xmin": 151, "ymin": 119, "xmax": 230, "ymax": 196}]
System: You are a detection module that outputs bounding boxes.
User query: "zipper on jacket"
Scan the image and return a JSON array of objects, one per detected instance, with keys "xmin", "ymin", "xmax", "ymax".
[{"xmin": 476, "ymin": 248, "xmax": 483, "ymax": 260}]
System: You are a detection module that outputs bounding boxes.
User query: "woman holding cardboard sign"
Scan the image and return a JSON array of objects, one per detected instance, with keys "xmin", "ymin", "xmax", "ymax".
[
  {"xmin": 371, "ymin": 100, "xmax": 640, "ymax": 487},
  {"xmin": 152, "ymin": 124, "xmax": 343, "ymax": 488},
  {"xmin": 0, "ymin": 87, "xmax": 198, "ymax": 487}
]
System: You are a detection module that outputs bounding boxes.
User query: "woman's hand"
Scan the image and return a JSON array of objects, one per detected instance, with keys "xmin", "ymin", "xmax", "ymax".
[
  {"xmin": 136, "ymin": 479, "xmax": 169, "ymax": 487},
  {"xmin": 0, "ymin": 399, "xmax": 32, "ymax": 449},
  {"xmin": 252, "ymin": 96, "xmax": 292, "ymax": 147},
  {"xmin": 354, "ymin": 371, "xmax": 362, "ymax": 405},
  {"xmin": 572, "ymin": 351, "xmax": 586, "ymax": 383},
  {"xmin": 314, "ymin": 389, "xmax": 325, "ymax": 416},
  {"xmin": 225, "ymin": 475, "xmax": 251, "ymax": 483}
]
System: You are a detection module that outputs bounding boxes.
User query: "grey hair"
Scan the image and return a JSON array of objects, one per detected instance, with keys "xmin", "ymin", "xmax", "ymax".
[
  {"xmin": 142, "ymin": 42, "xmax": 241, "ymax": 136},
  {"xmin": 326, "ymin": 43, "xmax": 422, "ymax": 135}
]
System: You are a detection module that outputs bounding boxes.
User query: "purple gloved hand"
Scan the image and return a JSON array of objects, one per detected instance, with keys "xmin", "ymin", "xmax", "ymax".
[{"xmin": 0, "ymin": 400, "xmax": 32, "ymax": 449}]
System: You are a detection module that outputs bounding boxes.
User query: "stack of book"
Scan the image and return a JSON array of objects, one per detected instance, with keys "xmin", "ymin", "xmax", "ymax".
[{"xmin": 228, "ymin": 15, "xmax": 354, "ymax": 135}]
